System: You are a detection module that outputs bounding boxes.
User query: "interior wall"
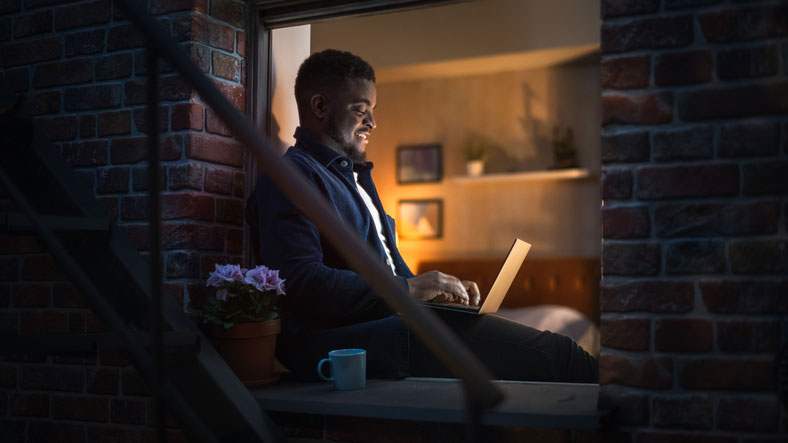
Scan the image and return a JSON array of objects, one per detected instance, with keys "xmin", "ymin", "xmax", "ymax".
[
  {"xmin": 367, "ymin": 62, "xmax": 602, "ymax": 267},
  {"xmin": 270, "ymin": 25, "xmax": 311, "ymax": 153}
]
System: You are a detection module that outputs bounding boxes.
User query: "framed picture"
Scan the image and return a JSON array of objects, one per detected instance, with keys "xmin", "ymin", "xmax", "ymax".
[
  {"xmin": 397, "ymin": 199, "xmax": 443, "ymax": 240},
  {"xmin": 396, "ymin": 144, "xmax": 442, "ymax": 184}
]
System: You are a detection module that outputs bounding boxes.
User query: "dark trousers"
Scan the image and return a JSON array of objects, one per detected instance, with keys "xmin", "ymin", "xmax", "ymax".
[{"xmin": 409, "ymin": 310, "xmax": 598, "ymax": 383}]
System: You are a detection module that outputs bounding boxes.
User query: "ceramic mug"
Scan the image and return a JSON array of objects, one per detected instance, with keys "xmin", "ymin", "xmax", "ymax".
[{"xmin": 317, "ymin": 348, "xmax": 366, "ymax": 390}]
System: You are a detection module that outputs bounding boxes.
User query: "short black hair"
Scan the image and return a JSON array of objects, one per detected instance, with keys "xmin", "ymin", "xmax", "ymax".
[{"xmin": 294, "ymin": 49, "xmax": 375, "ymax": 118}]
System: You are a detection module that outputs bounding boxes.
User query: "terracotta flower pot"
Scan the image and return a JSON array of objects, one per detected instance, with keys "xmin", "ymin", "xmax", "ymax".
[{"xmin": 211, "ymin": 318, "xmax": 281, "ymax": 388}]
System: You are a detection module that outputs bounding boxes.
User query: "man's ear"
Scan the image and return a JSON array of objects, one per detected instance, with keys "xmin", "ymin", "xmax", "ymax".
[{"xmin": 310, "ymin": 94, "xmax": 328, "ymax": 120}]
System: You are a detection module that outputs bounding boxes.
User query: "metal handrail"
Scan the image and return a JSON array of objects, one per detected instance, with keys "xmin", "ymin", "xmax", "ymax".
[{"xmin": 116, "ymin": 0, "xmax": 503, "ymax": 413}]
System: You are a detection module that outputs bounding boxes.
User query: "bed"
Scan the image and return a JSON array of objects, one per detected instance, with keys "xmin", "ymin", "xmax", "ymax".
[{"xmin": 416, "ymin": 257, "xmax": 600, "ymax": 356}]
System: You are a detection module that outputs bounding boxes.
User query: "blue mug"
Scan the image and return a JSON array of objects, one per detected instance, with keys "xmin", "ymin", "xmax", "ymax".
[{"xmin": 317, "ymin": 349, "xmax": 366, "ymax": 390}]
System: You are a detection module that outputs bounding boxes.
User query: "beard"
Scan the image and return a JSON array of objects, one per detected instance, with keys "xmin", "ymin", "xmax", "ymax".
[{"xmin": 325, "ymin": 117, "xmax": 366, "ymax": 164}]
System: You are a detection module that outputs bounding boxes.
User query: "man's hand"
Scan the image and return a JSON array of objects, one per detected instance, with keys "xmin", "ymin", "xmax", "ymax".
[{"xmin": 407, "ymin": 271, "xmax": 481, "ymax": 306}]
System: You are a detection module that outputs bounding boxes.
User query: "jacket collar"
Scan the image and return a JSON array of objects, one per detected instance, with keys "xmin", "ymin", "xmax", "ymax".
[{"xmin": 293, "ymin": 126, "xmax": 374, "ymax": 172}]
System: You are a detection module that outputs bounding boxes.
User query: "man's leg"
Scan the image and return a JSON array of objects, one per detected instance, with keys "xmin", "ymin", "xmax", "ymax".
[{"xmin": 409, "ymin": 310, "xmax": 598, "ymax": 383}]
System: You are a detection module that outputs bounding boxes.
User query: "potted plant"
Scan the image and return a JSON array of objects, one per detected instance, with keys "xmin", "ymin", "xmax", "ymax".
[
  {"xmin": 462, "ymin": 135, "xmax": 487, "ymax": 176},
  {"xmin": 202, "ymin": 263, "xmax": 286, "ymax": 387}
]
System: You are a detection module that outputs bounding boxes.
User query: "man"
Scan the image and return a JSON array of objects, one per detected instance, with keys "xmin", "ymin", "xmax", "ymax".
[{"xmin": 246, "ymin": 49, "xmax": 597, "ymax": 383}]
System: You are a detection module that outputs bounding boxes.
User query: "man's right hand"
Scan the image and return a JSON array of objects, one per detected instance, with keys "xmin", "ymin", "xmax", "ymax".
[{"xmin": 407, "ymin": 271, "xmax": 472, "ymax": 305}]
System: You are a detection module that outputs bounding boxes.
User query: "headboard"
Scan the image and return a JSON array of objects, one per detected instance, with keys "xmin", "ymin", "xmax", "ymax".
[{"xmin": 416, "ymin": 258, "xmax": 600, "ymax": 325}]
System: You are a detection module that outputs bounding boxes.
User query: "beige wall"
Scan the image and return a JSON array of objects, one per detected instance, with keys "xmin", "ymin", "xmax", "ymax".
[
  {"xmin": 270, "ymin": 25, "xmax": 311, "ymax": 153},
  {"xmin": 367, "ymin": 62, "xmax": 602, "ymax": 268}
]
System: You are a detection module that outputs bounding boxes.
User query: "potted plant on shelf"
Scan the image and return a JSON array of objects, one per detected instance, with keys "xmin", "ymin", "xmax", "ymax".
[
  {"xmin": 202, "ymin": 263, "xmax": 285, "ymax": 387},
  {"xmin": 462, "ymin": 135, "xmax": 487, "ymax": 177}
]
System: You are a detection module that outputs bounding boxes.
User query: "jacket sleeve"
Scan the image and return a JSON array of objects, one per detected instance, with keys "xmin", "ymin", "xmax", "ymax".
[{"xmin": 246, "ymin": 168, "xmax": 409, "ymax": 329}]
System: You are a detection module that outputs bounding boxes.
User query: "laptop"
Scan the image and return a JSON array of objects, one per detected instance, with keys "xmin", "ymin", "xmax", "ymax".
[{"xmin": 425, "ymin": 238, "xmax": 531, "ymax": 314}]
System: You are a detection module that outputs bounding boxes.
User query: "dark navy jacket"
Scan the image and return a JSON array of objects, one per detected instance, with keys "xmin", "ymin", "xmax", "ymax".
[{"xmin": 246, "ymin": 127, "xmax": 413, "ymax": 379}]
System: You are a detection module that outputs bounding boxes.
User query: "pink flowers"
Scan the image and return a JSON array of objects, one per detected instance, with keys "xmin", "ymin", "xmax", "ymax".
[{"xmin": 203, "ymin": 263, "xmax": 287, "ymax": 327}]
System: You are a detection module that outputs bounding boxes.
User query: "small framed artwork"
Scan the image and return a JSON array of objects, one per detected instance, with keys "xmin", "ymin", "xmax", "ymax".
[
  {"xmin": 397, "ymin": 199, "xmax": 443, "ymax": 240},
  {"xmin": 396, "ymin": 144, "xmax": 442, "ymax": 184}
]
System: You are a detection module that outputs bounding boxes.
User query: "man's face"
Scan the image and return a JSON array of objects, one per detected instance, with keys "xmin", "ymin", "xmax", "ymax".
[{"xmin": 323, "ymin": 78, "xmax": 376, "ymax": 163}]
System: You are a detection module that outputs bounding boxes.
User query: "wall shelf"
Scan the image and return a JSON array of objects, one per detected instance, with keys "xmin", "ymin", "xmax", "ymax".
[{"xmin": 452, "ymin": 168, "xmax": 593, "ymax": 184}]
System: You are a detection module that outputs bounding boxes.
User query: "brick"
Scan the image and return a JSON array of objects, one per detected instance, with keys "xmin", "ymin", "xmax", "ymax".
[
  {"xmin": 21, "ymin": 254, "xmax": 66, "ymax": 280},
  {"xmin": 602, "ymin": 15, "xmax": 693, "ymax": 54},
  {"xmin": 699, "ymin": 4, "xmax": 788, "ymax": 43},
  {"xmin": 87, "ymin": 427, "xmax": 156, "ymax": 443},
  {"xmin": 52, "ymin": 395, "xmax": 109, "ymax": 422},
  {"xmin": 206, "ymin": 107, "xmax": 233, "ymax": 136},
  {"xmin": 654, "ymin": 201, "xmax": 779, "ymax": 237},
  {"xmin": 151, "ymin": 0, "xmax": 208, "ymax": 14},
  {"xmin": 637, "ymin": 164, "xmax": 739, "ymax": 199},
  {"xmin": 122, "ymin": 193, "xmax": 214, "ymax": 221},
  {"xmin": 121, "ymin": 368, "xmax": 150, "ymax": 396},
  {"xmin": 79, "ymin": 114, "xmax": 96, "ymax": 137},
  {"xmin": 1, "ymin": 36, "xmax": 60, "ymax": 67},
  {"xmin": 227, "ymin": 228, "xmax": 243, "ymax": 253},
  {"xmin": 186, "ymin": 133, "xmax": 243, "ymax": 167},
  {"xmin": 86, "ymin": 367, "xmax": 118, "ymax": 395},
  {"xmin": 124, "ymin": 76, "xmax": 192, "ymax": 106},
  {"xmin": 95, "ymin": 53, "xmax": 133, "ymax": 80},
  {"xmin": 109, "ymin": 137, "xmax": 147, "ymax": 164},
  {"xmin": 204, "ymin": 167, "xmax": 234, "ymax": 195},
  {"xmin": 719, "ymin": 121, "xmax": 779, "ymax": 157},
  {"xmin": 702, "ymin": 279, "xmax": 788, "ymax": 313},
  {"xmin": 64, "ymin": 84, "xmax": 122, "ymax": 111},
  {"xmin": 53, "ymin": 284, "xmax": 87, "ymax": 308},
  {"xmin": 132, "ymin": 105, "xmax": 169, "ymax": 134},
  {"xmin": 653, "ymin": 395, "xmax": 713, "ymax": 429},
  {"xmin": 216, "ymin": 197, "xmax": 243, "ymax": 224},
  {"xmin": 166, "ymin": 251, "xmax": 199, "ymax": 278},
  {"xmin": 233, "ymin": 171, "xmax": 244, "ymax": 196},
  {"xmin": 97, "ymin": 110, "xmax": 131, "ymax": 136},
  {"xmin": 237, "ymin": 30, "xmax": 246, "ymax": 57},
  {"xmin": 162, "ymin": 222, "xmax": 225, "ymax": 250},
  {"xmin": 602, "ymin": 55, "xmax": 651, "ymax": 89},
  {"xmin": 665, "ymin": 240, "xmax": 725, "ymax": 274},
  {"xmin": 96, "ymin": 166, "xmax": 130, "ymax": 194},
  {"xmin": 0, "ymin": 364, "xmax": 17, "ymax": 387},
  {"xmin": 62, "ymin": 140, "xmax": 108, "ymax": 166},
  {"xmin": 602, "ymin": 206, "xmax": 650, "ymax": 239},
  {"xmin": 55, "ymin": 0, "xmax": 110, "ymax": 30},
  {"xmin": 653, "ymin": 125, "xmax": 712, "ymax": 162},
  {"xmin": 169, "ymin": 161, "xmax": 204, "ymax": 190},
  {"xmin": 602, "ymin": 0, "xmax": 658, "ymax": 18},
  {"xmin": 0, "ymin": 16, "xmax": 9, "ymax": 41},
  {"xmin": 2, "ymin": 67, "xmax": 29, "ymax": 92},
  {"xmin": 0, "ymin": 257, "xmax": 20, "ymax": 281},
  {"xmin": 28, "ymin": 422, "xmax": 84, "ymax": 443},
  {"xmin": 602, "ymin": 92, "xmax": 673, "ymax": 125},
  {"xmin": 36, "ymin": 115, "xmax": 78, "ymax": 141},
  {"xmin": 106, "ymin": 22, "xmax": 145, "ymax": 51},
  {"xmin": 171, "ymin": 102, "xmax": 204, "ymax": 131},
  {"xmin": 212, "ymin": 50, "xmax": 240, "ymax": 82},
  {"xmin": 9, "ymin": 393, "xmax": 48, "ymax": 417},
  {"xmin": 601, "ymin": 131, "xmax": 649, "ymax": 164},
  {"xmin": 599, "ymin": 354, "xmax": 672, "ymax": 388},
  {"xmin": 268, "ymin": 411, "xmax": 324, "ymax": 438},
  {"xmin": 14, "ymin": 9, "xmax": 52, "ymax": 38},
  {"xmin": 20, "ymin": 311, "xmax": 67, "ymax": 332},
  {"xmin": 654, "ymin": 318, "xmax": 713, "ymax": 352},
  {"xmin": 603, "ymin": 242, "xmax": 660, "ymax": 276},
  {"xmin": 678, "ymin": 82, "xmax": 788, "ymax": 121},
  {"xmin": 0, "ymin": 235, "xmax": 42, "ymax": 254},
  {"xmin": 110, "ymin": 398, "xmax": 146, "ymax": 424},
  {"xmin": 0, "ymin": 0, "xmax": 20, "ymax": 13},
  {"xmin": 64, "ymin": 29, "xmax": 104, "ymax": 56},
  {"xmin": 718, "ymin": 43, "xmax": 780, "ymax": 80},
  {"xmin": 210, "ymin": 0, "xmax": 245, "ymax": 28},
  {"xmin": 601, "ymin": 280, "xmax": 694, "ymax": 313},
  {"xmin": 601, "ymin": 317, "xmax": 650, "ymax": 351},
  {"xmin": 718, "ymin": 396, "xmax": 779, "ymax": 432},
  {"xmin": 717, "ymin": 320, "xmax": 780, "ymax": 352},
  {"xmin": 742, "ymin": 160, "xmax": 788, "ymax": 195},
  {"xmin": 12, "ymin": 283, "xmax": 50, "ymax": 308},
  {"xmin": 678, "ymin": 358, "xmax": 774, "ymax": 390},
  {"xmin": 654, "ymin": 50, "xmax": 712, "ymax": 86},
  {"xmin": 132, "ymin": 48, "xmax": 177, "ymax": 76},
  {"xmin": 20, "ymin": 365, "xmax": 83, "ymax": 391},
  {"xmin": 215, "ymin": 79, "xmax": 245, "ymax": 111},
  {"xmin": 25, "ymin": 90, "xmax": 60, "ymax": 115},
  {"xmin": 0, "ymin": 285, "xmax": 8, "ymax": 307},
  {"xmin": 174, "ymin": 15, "xmax": 235, "ymax": 51},
  {"xmin": 730, "ymin": 239, "xmax": 788, "ymax": 273},
  {"xmin": 185, "ymin": 42, "xmax": 211, "ymax": 73},
  {"xmin": 598, "ymin": 386, "xmax": 649, "ymax": 425},
  {"xmin": 75, "ymin": 170, "xmax": 96, "ymax": 192},
  {"xmin": 131, "ymin": 164, "xmax": 167, "ymax": 192},
  {"xmin": 601, "ymin": 168, "xmax": 632, "ymax": 200}
]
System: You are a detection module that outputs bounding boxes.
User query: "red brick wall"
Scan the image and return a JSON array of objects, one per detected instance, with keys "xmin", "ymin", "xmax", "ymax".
[
  {"xmin": 0, "ymin": 0, "xmax": 248, "ymax": 440},
  {"xmin": 599, "ymin": 0, "xmax": 787, "ymax": 440}
]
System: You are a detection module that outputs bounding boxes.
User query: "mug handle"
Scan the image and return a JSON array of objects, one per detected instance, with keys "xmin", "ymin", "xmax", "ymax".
[{"xmin": 317, "ymin": 358, "xmax": 333, "ymax": 381}]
